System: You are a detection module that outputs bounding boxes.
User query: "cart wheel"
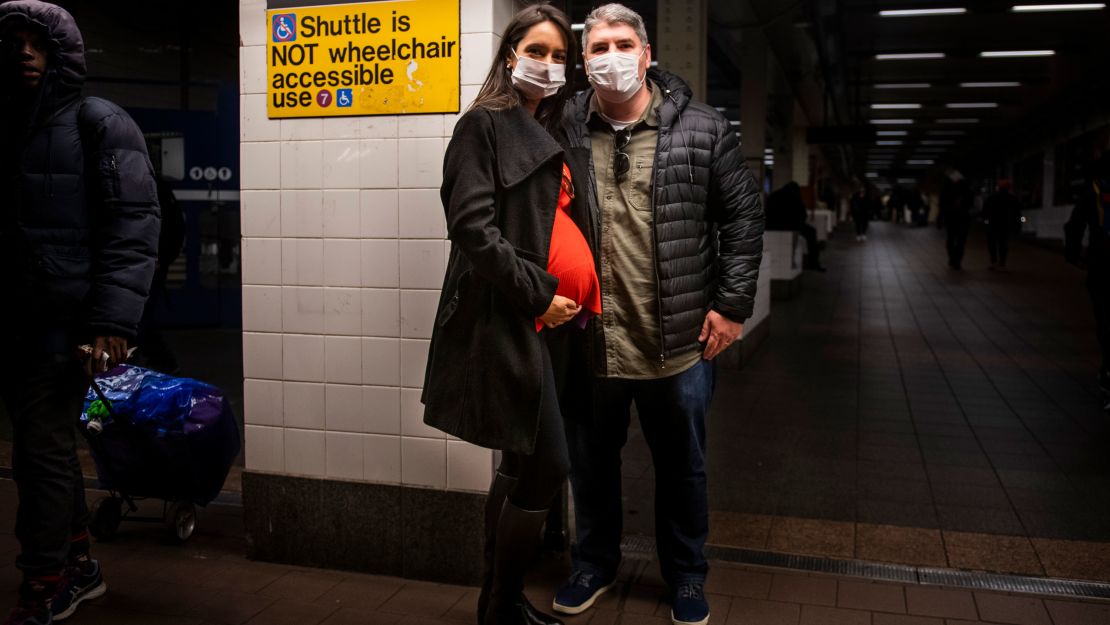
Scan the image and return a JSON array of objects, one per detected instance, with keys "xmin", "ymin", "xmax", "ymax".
[
  {"xmin": 166, "ymin": 501, "xmax": 197, "ymax": 543},
  {"xmin": 89, "ymin": 496, "xmax": 122, "ymax": 541}
]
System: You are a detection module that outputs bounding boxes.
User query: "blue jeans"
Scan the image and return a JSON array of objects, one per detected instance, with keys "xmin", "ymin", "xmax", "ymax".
[{"xmin": 565, "ymin": 358, "xmax": 715, "ymax": 587}]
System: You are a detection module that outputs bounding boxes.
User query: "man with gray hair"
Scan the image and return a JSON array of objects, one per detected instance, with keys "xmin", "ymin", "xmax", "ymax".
[{"xmin": 553, "ymin": 4, "xmax": 763, "ymax": 625}]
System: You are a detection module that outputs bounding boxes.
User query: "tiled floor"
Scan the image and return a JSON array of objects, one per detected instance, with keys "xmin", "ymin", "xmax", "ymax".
[
  {"xmin": 0, "ymin": 479, "xmax": 1107, "ymax": 625},
  {"xmin": 620, "ymin": 223, "xmax": 1110, "ymax": 580}
]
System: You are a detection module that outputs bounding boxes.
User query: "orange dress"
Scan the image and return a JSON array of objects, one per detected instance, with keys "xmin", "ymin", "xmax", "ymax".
[{"xmin": 536, "ymin": 164, "xmax": 602, "ymax": 332}]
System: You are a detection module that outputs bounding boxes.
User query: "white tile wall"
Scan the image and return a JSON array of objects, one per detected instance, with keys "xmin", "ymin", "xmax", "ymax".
[
  {"xmin": 401, "ymin": 438, "xmax": 447, "ymax": 488},
  {"xmin": 240, "ymin": 0, "xmax": 508, "ymax": 494},
  {"xmin": 325, "ymin": 336, "xmax": 363, "ymax": 385},
  {"xmin": 285, "ymin": 429, "xmax": 326, "ymax": 477},
  {"xmin": 241, "ymin": 142, "xmax": 280, "ymax": 190},
  {"xmin": 400, "ymin": 290, "xmax": 439, "ymax": 340},
  {"xmin": 363, "ymin": 386, "xmax": 401, "ymax": 435},
  {"xmin": 281, "ymin": 190, "xmax": 324, "ymax": 238},
  {"xmin": 364, "ymin": 435, "xmax": 402, "ymax": 483},
  {"xmin": 281, "ymin": 287, "xmax": 324, "ymax": 334},
  {"xmin": 399, "ymin": 240, "xmax": 445, "ymax": 289},
  {"xmin": 447, "ymin": 441, "xmax": 494, "ymax": 492},
  {"xmin": 241, "ymin": 190, "xmax": 281, "ymax": 237},
  {"xmin": 245, "ymin": 425, "xmax": 284, "ymax": 473},
  {"xmin": 399, "ymin": 189, "xmax": 446, "ymax": 239},
  {"xmin": 282, "ymin": 381, "xmax": 325, "ymax": 430},
  {"xmin": 325, "ymin": 384, "xmax": 364, "ymax": 432},
  {"xmin": 244, "ymin": 379, "xmax": 283, "ymax": 427},
  {"xmin": 324, "ymin": 288, "xmax": 362, "ymax": 336},
  {"xmin": 360, "ymin": 190, "xmax": 399, "ymax": 238},
  {"xmin": 283, "ymin": 334, "xmax": 325, "ymax": 383},
  {"xmin": 322, "ymin": 190, "xmax": 360, "ymax": 238},
  {"xmin": 243, "ymin": 285, "xmax": 282, "ymax": 333},
  {"xmin": 326, "ymin": 432, "xmax": 365, "ymax": 480}
]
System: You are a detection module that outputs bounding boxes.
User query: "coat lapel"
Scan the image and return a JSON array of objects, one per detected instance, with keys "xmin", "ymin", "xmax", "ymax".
[{"xmin": 490, "ymin": 106, "xmax": 563, "ymax": 188}]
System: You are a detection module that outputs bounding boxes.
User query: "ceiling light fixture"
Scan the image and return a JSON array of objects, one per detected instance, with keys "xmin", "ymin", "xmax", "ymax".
[
  {"xmin": 880, "ymin": 8, "xmax": 967, "ymax": 16},
  {"xmin": 877, "ymin": 141, "xmax": 904, "ymax": 146},
  {"xmin": 866, "ymin": 172, "xmax": 880, "ymax": 178},
  {"xmin": 877, "ymin": 131, "xmax": 909, "ymax": 136},
  {"xmin": 1012, "ymin": 4, "xmax": 1105, "ymax": 12},
  {"xmin": 960, "ymin": 81, "xmax": 1021, "ymax": 87},
  {"xmin": 907, "ymin": 159, "xmax": 936, "ymax": 165},
  {"xmin": 980, "ymin": 50, "xmax": 1055, "ymax": 57},
  {"xmin": 877, "ymin": 52, "xmax": 946, "ymax": 60},
  {"xmin": 946, "ymin": 102, "xmax": 998, "ymax": 108},
  {"xmin": 871, "ymin": 103, "xmax": 923, "ymax": 109},
  {"xmin": 938, "ymin": 118, "xmax": 979, "ymax": 123},
  {"xmin": 874, "ymin": 83, "xmax": 932, "ymax": 89},
  {"xmin": 869, "ymin": 118, "xmax": 915, "ymax": 124}
]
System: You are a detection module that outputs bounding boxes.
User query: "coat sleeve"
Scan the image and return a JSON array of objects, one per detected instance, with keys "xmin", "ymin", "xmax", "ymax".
[
  {"xmin": 82, "ymin": 100, "xmax": 161, "ymax": 340},
  {"xmin": 707, "ymin": 118, "xmax": 764, "ymax": 322},
  {"xmin": 441, "ymin": 110, "xmax": 558, "ymax": 317}
]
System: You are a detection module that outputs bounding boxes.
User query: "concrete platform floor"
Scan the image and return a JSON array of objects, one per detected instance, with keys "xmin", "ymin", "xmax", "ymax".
[{"xmin": 1, "ymin": 478, "xmax": 1108, "ymax": 625}]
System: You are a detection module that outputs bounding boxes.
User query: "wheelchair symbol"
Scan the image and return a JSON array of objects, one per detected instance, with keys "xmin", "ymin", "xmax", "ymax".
[
  {"xmin": 272, "ymin": 14, "xmax": 296, "ymax": 42},
  {"xmin": 337, "ymin": 89, "xmax": 353, "ymax": 107}
]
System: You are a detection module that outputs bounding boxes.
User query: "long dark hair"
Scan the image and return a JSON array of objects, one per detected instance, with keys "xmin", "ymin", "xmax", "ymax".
[{"xmin": 469, "ymin": 3, "xmax": 575, "ymax": 133}]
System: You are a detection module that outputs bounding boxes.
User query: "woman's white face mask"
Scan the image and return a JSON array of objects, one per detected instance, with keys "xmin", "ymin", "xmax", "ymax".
[
  {"xmin": 510, "ymin": 49, "xmax": 566, "ymax": 100},
  {"xmin": 586, "ymin": 48, "xmax": 646, "ymax": 103}
]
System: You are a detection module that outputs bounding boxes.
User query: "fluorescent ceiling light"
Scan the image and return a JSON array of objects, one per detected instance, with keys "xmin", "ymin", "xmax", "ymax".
[
  {"xmin": 877, "ymin": 130, "xmax": 908, "ymax": 136},
  {"xmin": 729, "ymin": 120, "xmax": 741, "ymax": 126},
  {"xmin": 960, "ymin": 81, "xmax": 1021, "ymax": 87},
  {"xmin": 877, "ymin": 141, "xmax": 904, "ymax": 146},
  {"xmin": 923, "ymin": 140, "xmax": 956, "ymax": 145},
  {"xmin": 870, "ymin": 118, "xmax": 915, "ymax": 124},
  {"xmin": 571, "ymin": 23, "xmax": 585, "ymax": 31},
  {"xmin": 907, "ymin": 159, "xmax": 936, "ymax": 165},
  {"xmin": 880, "ymin": 8, "xmax": 967, "ymax": 16},
  {"xmin": 1012, "ymin": 4, "xmax": 1105, "ymax": 12},
  {"xmin": 865, "ymin": 172, "xmax": 880, "ymax": 178},
  {"xmin": 714, "ymin": 106, "xmax": 727, "ymax": 112},
  {"xmin": 946, "ymin": 102, "xmax": 998, "ymax": 108},
  {"xmin": 938, "ymin": 118, "xmax": 979, "ymax": 123},
  {"xmin": 764, "ymin": 148, "xmax": 774, "ymax": 153},
  {"xmin": 871, "ymin": 103, "xmax": 922, "ymax": 109},
  {"xmin": 877, "ymin": 52, "xmax": 946, "ymax": 60},
  {"xmin": 980, "ymin": 50, "xmax": 1055, "ymax": 57},
  {"xmin": 874, "ymin": 83, "xmax": 932, "ymax": 89}
]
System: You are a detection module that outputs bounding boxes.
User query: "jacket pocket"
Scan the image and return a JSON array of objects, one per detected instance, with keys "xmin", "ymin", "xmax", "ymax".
[
  {"xmin": 437, "ymin": 269, "xmax": 471, "ymax": 327},
  {"xmin": 36, "ymin": 245, "xmax": 91, "ymax": 279}
]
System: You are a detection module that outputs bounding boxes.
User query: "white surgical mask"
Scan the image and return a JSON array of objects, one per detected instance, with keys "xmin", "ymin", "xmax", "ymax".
[
  {"xmin": 510, "ymin": 50, "xmax": 566, "ymax": 100},
  {"xmin": 586, "ymin": 48, "xmax": 646, "ymax": 103}
]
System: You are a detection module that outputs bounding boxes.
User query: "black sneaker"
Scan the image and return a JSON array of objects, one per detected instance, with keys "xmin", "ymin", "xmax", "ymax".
[
  {"xmin": 552, "ymin": 569, "xmax": 615, "ymax": 615},
  {"xmin": 51, "ymin": 561, "xmax": 106, "ymax": 621},
  {"xmin": 670, "ymin": 582, "xmax": 709, "ymax": 625}
]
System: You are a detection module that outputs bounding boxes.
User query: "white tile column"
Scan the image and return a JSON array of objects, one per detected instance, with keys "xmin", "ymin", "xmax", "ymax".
[{"xmin": 240, "ymin": 0, "xmax": 515, "ymax": 500}]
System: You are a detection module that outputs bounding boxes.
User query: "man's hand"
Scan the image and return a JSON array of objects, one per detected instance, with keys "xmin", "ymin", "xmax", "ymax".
[
  {"xmin": 88, "ymin": 336, "xmax": 129, "ymax": 375},
  {"xmin": 540, "ymin": 295, "xmax": 581, "ymax": 329},
  {"xmin": 699, "ymin": 310, "xmax": 743, "ymax": 361}
]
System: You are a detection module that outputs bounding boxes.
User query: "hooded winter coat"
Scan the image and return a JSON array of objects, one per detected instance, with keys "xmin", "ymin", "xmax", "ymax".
[
  {"xmin": 562, "ymin": 69, "xmax": 764, "ymax": 371},
  {"xmin": 0, "ymin": 1, "xmax": 160, "ymax": 350}
]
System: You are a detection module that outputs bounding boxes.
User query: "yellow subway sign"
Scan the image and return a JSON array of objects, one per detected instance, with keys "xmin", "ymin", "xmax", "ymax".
[{"xmin": 266, "ymin": 0, "xmax": 460, "ymax": 118}]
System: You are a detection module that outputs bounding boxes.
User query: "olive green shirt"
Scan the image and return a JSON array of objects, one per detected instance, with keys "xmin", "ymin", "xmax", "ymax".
[{"xmin": 588, "ymin": 82, "xmax": 701, "ymax": 379}]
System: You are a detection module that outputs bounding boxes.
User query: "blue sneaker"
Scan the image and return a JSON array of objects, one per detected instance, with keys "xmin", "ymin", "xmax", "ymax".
[
  {"xmin": 51, "ymin": 561, "xmax": 107, "ymax": 621},
  {"xmin": 551, "ymin": 569, "xmax": 616, "ymax": 615},
  {"xmin": 670, "ymin": 582, "xmax": 709, "ymax": 625}
]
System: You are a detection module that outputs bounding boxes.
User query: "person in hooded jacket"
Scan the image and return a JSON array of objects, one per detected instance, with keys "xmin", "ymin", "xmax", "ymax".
[
  {"xmin": 421, "ymin": 4, "xmax": 598, "ymax": 625},
  {"xmin": 553, "ymin": 5, "xmax": 763, "ymax": 625},
  {"xmin": 0, "ymin": 3, "xmax": 160, "ymax": 624}
]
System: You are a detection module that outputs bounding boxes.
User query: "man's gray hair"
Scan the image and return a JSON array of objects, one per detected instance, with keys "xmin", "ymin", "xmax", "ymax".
[{"xmin": 582, "ymin": 3, "xmax": 649, "ymax": 52}]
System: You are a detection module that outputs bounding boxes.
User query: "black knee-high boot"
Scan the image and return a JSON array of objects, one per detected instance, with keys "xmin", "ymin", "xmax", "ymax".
[
  {"xmin": 478, "ymin": 471, "xmax": 516, "ymax": 623},
  {"xmin": 483, "ymin": 502, "xmax": 563, "ymax": 625}
]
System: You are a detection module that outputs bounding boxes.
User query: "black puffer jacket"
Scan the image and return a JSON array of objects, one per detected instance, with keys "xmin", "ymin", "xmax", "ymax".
[
  {"xmin": 0, "ymin": 1, "xmax": 160, "ymax": 348},
  {"xmin": 563, "ymin": 69, "xmax": 764, "ymax": 366}
]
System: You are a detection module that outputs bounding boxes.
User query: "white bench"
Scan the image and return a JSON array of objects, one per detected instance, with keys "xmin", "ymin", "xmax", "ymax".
[
  {"xmin": 763, "ymin": 230, "xmax": 803, "ymax": 300},
  {"xmin": 806, "ymin": 208, "xmax": 835, "ymax": 241},
  {"xmin": 719, "ymin": 253, "xmax": 771, "ymax": 370}
]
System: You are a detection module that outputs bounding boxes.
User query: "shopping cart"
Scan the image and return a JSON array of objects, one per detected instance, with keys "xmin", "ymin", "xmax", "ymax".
[{"xmin": 80, "ymin": 364, "xmax": 240, "ymax": 543}]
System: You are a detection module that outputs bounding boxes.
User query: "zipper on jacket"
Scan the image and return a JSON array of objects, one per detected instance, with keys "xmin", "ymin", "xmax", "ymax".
[{"xmin": 651, "ymin": 89, "xmax": 678, "ymax": 370}]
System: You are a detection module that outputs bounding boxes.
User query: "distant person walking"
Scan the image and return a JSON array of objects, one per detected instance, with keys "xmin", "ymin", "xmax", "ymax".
[
  {"xmin": 851, "ymin": 187, "xmax": 871, "ymax": 242},
  {"xmin": 984, "ymin": 179, "xmax": 1022, "ymax": 270}
]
